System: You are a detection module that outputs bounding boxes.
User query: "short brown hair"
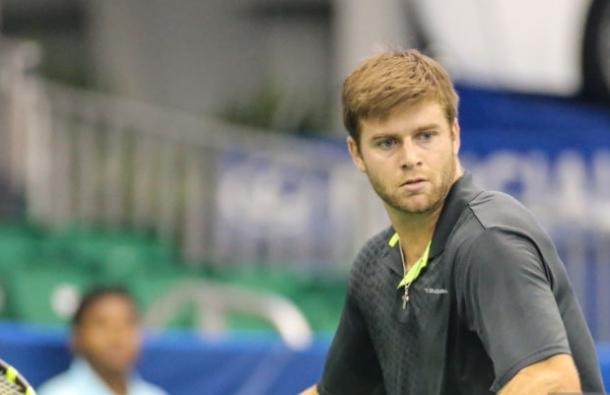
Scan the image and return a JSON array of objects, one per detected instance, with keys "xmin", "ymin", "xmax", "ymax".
[{"xmin": 342, "ymin": 49, "xmax": 459, "ymax": 143}]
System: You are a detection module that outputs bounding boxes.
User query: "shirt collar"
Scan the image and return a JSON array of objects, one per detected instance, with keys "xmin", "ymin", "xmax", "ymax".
[
  {"xmin": 428, "ymin": 172, "xmax": 482, "ymax": 258},
  {"xmin": 384, "ymin": 172, "xmax": 482, "ymax": 273},
  {"xmin": 69, "ymin": 357, "xmax": 142, "ymax": 394}
]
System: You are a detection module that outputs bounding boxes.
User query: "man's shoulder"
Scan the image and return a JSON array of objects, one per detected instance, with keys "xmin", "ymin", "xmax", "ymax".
[
  {"xmin": 353, "ymin": 227, "xmax": 394, "ymax": 267},
  {"xmin": 447, "ymin": 189, "xmax": 548, "ymax": 255},
  {"xmin": 345, "ymin": 227, "xmax": 394, "ymax": 291},
  {"xmin": 467, "ymin": 189, "xmax": 537, "ymax": 229},
  {"xmin": 449, "ymin": 188, "xmax": 558, "ymax": 274},
  {"xmin": 37, "ymin": 372, "xmax": 80, "ymax": 395},
  {"xmin": 37, "ymin": 364, "xmax": 168, "ymax": 395}
]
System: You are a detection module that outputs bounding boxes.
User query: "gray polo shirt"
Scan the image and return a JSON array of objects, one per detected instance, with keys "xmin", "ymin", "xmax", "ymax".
[{"xmin": 318, "ymin": 173, "xmax": 604, "ymax": 395}]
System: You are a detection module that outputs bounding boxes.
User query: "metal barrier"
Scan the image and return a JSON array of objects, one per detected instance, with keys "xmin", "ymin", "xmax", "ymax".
[
  {"xmin": 0, "ymin": 39, "xmax": 382, "ymax": 273},
  {"xmin": 0, "ymin": 39, "xmax": 41, "ymax": 201}
]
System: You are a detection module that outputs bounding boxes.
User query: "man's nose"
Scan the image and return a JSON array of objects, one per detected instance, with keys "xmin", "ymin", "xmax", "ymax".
[{"xmin": 399, "ymin": 141, "xmax": 422, "ymax": 169}]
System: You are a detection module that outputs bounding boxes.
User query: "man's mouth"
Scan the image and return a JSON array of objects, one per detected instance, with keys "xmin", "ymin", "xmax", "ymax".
[
  {"xmin": 400, "ymin": 178, "xmax": 427, "ymax": 191},
  {"xmin": 402, "ymin": 177, "xmax": 425, "ymax": 186}
]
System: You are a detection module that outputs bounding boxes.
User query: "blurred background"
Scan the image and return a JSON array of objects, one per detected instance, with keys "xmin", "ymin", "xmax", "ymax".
[{"xmin": 0, "ymin": 0, "xmax": 610, "ymax": 394}]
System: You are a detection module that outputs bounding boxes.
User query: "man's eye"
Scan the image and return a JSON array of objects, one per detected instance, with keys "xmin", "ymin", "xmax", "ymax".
[
  {"xmin": 416, "ymin": 131, "xmax": 435, "ymax": 141},
  {"xmin": 376, "ymin": 138, "xmax": 398, "ymax": 148}
]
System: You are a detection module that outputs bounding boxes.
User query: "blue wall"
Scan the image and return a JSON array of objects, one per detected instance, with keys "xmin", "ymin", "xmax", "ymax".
[{"xmin": 0, "ymin": 323, "xmax": 328, "ymax": 395}]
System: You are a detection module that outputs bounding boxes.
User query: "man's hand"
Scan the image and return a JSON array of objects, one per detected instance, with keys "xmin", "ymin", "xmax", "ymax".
[
  {"xmin": 299, "ymin": 384, "xmax": 318, "ymax": 395},
  {"xmin": 499, "ymin": 353, "xmax": 581, "ymax": 395}
]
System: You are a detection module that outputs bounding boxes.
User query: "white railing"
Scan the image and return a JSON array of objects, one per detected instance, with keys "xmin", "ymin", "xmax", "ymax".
[
  {"xmin": 0, "ymin": 39, "xmax": 384, "ymax": 273},
  {"xmin": 143, "ymin": 279, "xmax": 312, "ymax": 350},
  {"xmin": 0, "ymin": 39, "xmax": 42, "ymax": 201}
]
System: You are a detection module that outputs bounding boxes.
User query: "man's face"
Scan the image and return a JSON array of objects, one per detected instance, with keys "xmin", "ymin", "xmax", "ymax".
[
  {"xmin": 72, "ymin": 295, "xmax": 141, "ymax": 376},
  {"xmin": 348, "ymin": 100, "xmax": 461, "ymax": 216}
]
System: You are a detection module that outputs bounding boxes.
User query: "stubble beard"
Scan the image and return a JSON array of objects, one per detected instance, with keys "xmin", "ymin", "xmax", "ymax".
[{"xmin": 368, "ymin": 158, "xmax": 457, "ymax": 215}]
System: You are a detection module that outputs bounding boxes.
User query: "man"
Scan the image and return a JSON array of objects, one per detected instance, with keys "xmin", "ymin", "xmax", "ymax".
[
  {"xmin": 301, "ymin": 50, "xmax": 605, "ymax": 394},
  {"xmin": 38, "ymin": 286, "xmax": 167, "ymax": 395}
]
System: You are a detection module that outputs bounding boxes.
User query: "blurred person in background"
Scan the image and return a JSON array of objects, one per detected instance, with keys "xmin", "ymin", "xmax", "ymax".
[
  {"xmin": 301, "ymin": 49, "xmax": 604, "ymax": 394},
  {"xmin": 38, "ymin": 286, "xmax": 167, "ymax": 395}
]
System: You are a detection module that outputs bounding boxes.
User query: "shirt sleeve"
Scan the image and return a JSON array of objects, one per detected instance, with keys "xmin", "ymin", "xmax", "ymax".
[
  {"xmin": 318, "ymin": 287, "xmax": 385, "ymax": 395},
  {"xmin": 456, "ymin": 228, "xmax": 571, "ymax": 392}
]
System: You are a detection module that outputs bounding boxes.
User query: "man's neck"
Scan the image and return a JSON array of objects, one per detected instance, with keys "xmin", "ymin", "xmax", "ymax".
[
  {"xmin": 88, "ymin": 362, "xmax": 129, "ymax": 395},
  {"xmin": 389, "ymin": 205, "xmax": 442, "ymax": 269},
  {"xmin": 103, "ymin": 376, "xmax": 128, "ymax": 395},
  {"xmin": 390, "ymin": 167, "xmax": 463, "ymax": 268}
]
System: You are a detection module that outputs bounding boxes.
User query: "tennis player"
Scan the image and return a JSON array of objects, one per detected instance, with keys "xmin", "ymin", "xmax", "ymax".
[
  {"xmin": 301, "ymin": 50, "xmax": 605, "ymax": 394},
  {"xmin": 38, "ymin": 286, "xmax": 167, "ymax": 395}
]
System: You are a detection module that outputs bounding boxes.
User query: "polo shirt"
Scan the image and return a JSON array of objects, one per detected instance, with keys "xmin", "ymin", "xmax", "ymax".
[
  {"xmin": 37, "ymin": 358, "xmax": 167, "ymax": 395},
  {"xmin": 318, "ymin": 173, "xmax": 604, "ymax": 394}
]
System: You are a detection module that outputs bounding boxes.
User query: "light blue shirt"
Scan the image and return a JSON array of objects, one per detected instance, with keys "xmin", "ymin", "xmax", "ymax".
[{"xmin": 37, "ymin": 358, "xmax": 168, "ymax": 395}]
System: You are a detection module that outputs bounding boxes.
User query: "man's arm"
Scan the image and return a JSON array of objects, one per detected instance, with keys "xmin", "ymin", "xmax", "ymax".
[
  {"xmin": 499, "ymin": 353, "xmax": 581, "ymax": 395},
  {"xmin": 300, "ymin": 349, "xmax": 581, "ymax": 395},
  {"xmin": 457, "ymin": 228, "xmax": 576, "ymax": 392}
]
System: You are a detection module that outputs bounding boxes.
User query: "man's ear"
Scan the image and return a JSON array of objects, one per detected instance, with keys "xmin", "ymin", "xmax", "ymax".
[
  {"xmin": 451, "ymin": 118, "xmax": 461, "ymax": 155},
  {"xmin": 347, "ymin": 136, "xmax": 366, "ymax": 173}
]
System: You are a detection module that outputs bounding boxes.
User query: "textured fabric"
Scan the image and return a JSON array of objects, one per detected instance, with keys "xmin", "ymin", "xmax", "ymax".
[
  {"xmin": 319, "ymin": 173, "xmax": 604, "ymax": 395},
  {"xmin": 37, "ymin": 358, "xmax": 167, "ymax": 395}
]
